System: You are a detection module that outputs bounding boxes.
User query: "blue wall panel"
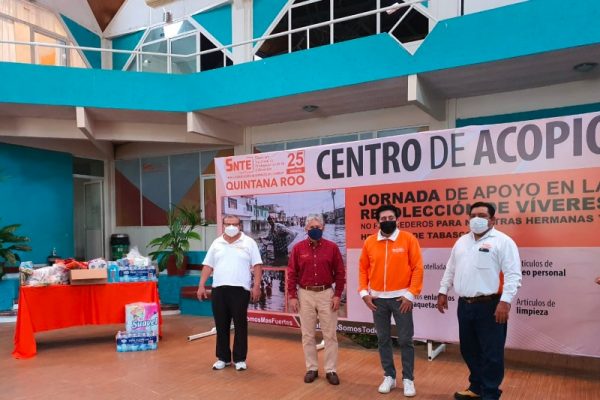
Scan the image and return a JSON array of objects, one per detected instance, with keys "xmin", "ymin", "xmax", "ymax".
[
  {"xmin": 192, "ymin": 3, "xmax": 232, "ymax": 46},
  {"xmin": 112, "ymin": 30, "xmax": 145, "ymax": 70},
  {"xmin": 1, "ymin": 0, "xmax": 600, "ymax": 112},
  {"xmin": 253, "ymin": 0, "xmax": 289, "ymax": 39},
  {"xmin": 60, "ymin": 15, "xmax": 102, "ymax": 69},
  {"xmin": 0, "ymin": 144, "xmax": 73, "ymax": 264}
]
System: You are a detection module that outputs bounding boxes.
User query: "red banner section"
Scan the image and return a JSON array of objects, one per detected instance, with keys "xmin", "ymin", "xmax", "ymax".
[{"xmin": 346, "ymin": 167, "xmax": 600, "ymax": 248}]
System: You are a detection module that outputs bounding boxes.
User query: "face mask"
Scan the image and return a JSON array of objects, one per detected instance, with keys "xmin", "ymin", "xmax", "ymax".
[
  {"xmin": 224, "ymin": 225, "xmax": 239, "ymax": 237},
  {"xmin": 379, "ymin": 220, "xmax": 397, "ymax": 235},
  {"xmin": 307, "ymin": 228, "xmax": 323, "ymax": 240},
  {"xmin": 469, "ymin": 217, "xmax": 489, "ymax": 234}
]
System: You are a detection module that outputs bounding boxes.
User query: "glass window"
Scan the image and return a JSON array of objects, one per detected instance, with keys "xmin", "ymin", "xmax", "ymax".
[
  {"xmin": 144, "ymin": 20, "xmax": 194, "ymax": 43},
  {"xmin": 286, "ymin": 138, "xmax": 320, "ymax": 149},
  {"xmin": 141, "ymin": 40, "xmax": 168, "ymax": 73},
  {"xmin": 202, "ymin": 177, "xmax": 217, "ymax": 224},
  {"xmin": 126, "ymin": 55, "xmax": 138, "ymax": 71},
  {"xmin": 359, "ymin": 132, "xmax": 374, "ymax": 140},
  {"xmin": 254, "ymin": 143, "xmax": 285, "ymax": 154},
  {"xmin": 171, "ymin": 34, "xmax": 197, "ymax": 74},
  {"xmin": 73, "ymin": 157, "xmax": 104, "ymax": 177},
  {"xmin": 321, "ymin": 134, "xmax": 358, "ymax": 145},
  {"xmin": 34, "ymin": 31, "xmax": 66, "ymax": 66},
  {"xmin": 141, "ymin": 157, "xmax": 169, "ymax": 226},
  {"xmin": 115, "ymin": 159, "xmax": 141, "ymax": 227},
  {"xmin": 0, "ymin": 18, "xmax": 31, "ymax": 63},
  {"xmin": 201, "ymin": 148, "xmax": 234, "ymax": 175},
  {"xmin": 170, "ymin": 153, "xmax": 200, "ymax": 210},
  {"xmin": 69, "ymin": 48, "xmax": 87, "ymax": 68},
  {"xmin": 377, "ymin": 127, "xmax": 423, "ymax": 137}
]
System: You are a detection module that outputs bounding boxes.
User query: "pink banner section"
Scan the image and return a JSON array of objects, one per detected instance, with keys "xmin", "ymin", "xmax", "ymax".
[{"xmin": 215, "ymin": 111, "xmax": 600, "ymax": 358}]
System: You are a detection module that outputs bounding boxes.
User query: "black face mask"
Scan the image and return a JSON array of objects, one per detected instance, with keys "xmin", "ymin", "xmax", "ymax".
[
  {"xmin": 307, "ymin": 228, "xmax": 323, "ymax": 240},
  {"xmin": 379, "ymin": 220, "xmax": 397, "ymax": 235}
]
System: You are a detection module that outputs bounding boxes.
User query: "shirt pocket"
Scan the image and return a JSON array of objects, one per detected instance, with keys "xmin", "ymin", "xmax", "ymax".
[{"xmin": 476, "ymin": 249, "xmax": 494, "ymax": 269}]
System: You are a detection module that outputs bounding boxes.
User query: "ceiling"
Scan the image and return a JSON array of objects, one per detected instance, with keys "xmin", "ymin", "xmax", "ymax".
[{"xmin": 87, "ymin": 0, "xmax": 126, "ymax": 31}]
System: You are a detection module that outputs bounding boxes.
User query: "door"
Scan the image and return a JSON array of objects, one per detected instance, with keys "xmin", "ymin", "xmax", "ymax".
[{"xmin": 84, "ymin": 180, "xmax": 104, "ymax": 260}]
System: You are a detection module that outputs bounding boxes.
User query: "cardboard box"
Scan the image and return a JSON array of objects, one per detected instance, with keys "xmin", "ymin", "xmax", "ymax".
[
  {"xmin": 70, "ymin": 269, "xmax": 108, "ymax": 285},
  {"xmin": 125, "ymin": 302, "xmax": 159, "ymax": 337}
]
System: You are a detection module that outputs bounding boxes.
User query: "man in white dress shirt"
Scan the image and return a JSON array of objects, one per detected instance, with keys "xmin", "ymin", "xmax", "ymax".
[{"xmin": 437, "ymin": 202, "xmax": 522, "ymax": 400}]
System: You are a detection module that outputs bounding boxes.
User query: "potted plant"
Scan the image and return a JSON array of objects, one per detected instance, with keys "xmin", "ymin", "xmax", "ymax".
[
  {"xmin": 0, "ymin": 221, "xmax": 32, "ymax": 280},
  {"xmin": 148, "ymin": 205, "xmax": 202, "ymax": 276}
]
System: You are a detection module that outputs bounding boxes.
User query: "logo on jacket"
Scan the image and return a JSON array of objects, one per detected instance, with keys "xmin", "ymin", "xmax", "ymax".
[{"xmin": 391, "ymin": 247, "xmax": 406, "ymax": 253}]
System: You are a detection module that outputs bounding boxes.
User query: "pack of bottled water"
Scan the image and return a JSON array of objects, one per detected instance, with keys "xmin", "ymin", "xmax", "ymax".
[
  {"xmin": 115, "ymin": 330, "xmax": 158, "ymax": 352},
  {"xmin": 113, "ymin": 259, "xmax": 157, "ymax": 283}
]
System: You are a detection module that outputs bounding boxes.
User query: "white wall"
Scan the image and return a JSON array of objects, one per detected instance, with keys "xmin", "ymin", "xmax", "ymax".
[
  {"xmin": 246, "ymin": 104, "xmax": 448, "ymax": 153},
  {"xmin": 454, "ymin": 78, "xmax": 600, "ymax": 121},
  {"xmin": 35, "ymin": 0, "xmax": 101, "ymax": 34},
  {"xmin": 463, "ymin": 0, "xmax": 526, "ymax": 15},
  {"xmin": 427, "ymin": 0, "xmax": 526, "ymax": 21},
  {"xmin": 105, "ymin": 0, "xmax": 229, "ymax": 37}
]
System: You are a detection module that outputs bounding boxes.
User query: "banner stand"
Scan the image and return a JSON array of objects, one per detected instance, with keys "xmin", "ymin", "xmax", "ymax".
[
  {"xmin": 427, "ymin": 341, "xmax": 446, "ymax": 361},
  {"xmin": 188, "ymin": 325, "xmax": 233, "ymax": 342},
  {"xmin": 188, "ymin": 325, "xmax": 326, "ymax": 352}
]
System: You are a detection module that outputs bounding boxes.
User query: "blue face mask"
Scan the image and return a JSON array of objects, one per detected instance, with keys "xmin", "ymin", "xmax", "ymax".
[{"xmin": 307, "ymin": 228, "xmax": 323, "ymax": 240}]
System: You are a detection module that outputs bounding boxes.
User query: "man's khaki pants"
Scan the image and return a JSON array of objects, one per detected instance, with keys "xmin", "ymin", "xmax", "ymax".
[{"xmin": 298, "ymin": 287, "xmax": 338, "ymax": 372}]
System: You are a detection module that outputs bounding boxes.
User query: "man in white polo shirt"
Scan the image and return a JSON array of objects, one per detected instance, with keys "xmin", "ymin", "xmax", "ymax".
[{"xmin": 197, "ymin": 214, "xmax": 263, "ymax": 371}]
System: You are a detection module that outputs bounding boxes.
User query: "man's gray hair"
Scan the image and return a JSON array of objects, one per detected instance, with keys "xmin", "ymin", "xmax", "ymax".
[
  {"xmin": 222, "ymin": 214, "xmax": 241, "ymax": 225},
  {"xmin": 305, "ymin": 213, "xmax": 324, "ymax": 228}
]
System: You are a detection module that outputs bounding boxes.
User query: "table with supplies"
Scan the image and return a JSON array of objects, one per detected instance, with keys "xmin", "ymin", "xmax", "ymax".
[{"xmin": 12, "ymin": 282, "xmax": 161, "ymax": 359}]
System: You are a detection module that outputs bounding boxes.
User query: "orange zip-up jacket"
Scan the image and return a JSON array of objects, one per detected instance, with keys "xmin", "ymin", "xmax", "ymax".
[{"xmin": 358, "ymin": 230, "xmax": 424, "ymax": 299}]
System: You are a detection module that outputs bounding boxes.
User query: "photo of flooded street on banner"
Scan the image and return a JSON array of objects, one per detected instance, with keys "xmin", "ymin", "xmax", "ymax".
[{"xmin": 222, "ymin": 190, "xmax": 347, "ymax": 317}]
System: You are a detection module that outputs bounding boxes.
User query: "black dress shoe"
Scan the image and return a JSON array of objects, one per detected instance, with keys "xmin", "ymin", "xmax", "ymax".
[
  {"xmin": 326, "ymin": 372, "xmax": 340, "ymax": 385},
  {"xmin": 454, "ymin": 390, "xmax": 481, "ymax": 399},
  {"xmin": 304, "ymin": 370, "xmax": 318, "ymax": 383}
]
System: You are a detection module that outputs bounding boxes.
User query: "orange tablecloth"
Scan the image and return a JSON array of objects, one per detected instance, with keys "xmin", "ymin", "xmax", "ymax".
[{"xmin": 13, "ymin": 282, "xmax": 161, "ymax": 359}]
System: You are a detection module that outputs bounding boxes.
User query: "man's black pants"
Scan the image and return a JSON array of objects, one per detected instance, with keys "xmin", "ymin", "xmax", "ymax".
[{"xmin": 211, "ymin": 285, "xmax": 250, "ymax": 363}]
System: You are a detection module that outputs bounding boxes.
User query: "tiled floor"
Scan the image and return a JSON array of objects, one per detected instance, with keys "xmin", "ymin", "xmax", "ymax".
[{"xmin": 1, "ymin": 314, "xmax": 599, "ymax": 399}]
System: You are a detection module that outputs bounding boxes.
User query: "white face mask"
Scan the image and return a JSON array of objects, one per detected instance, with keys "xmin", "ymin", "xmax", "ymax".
[
  {"xmin": 224, "ymin": 225, "xmax": 240, "ymax": 237},
  {"xmin": 469, "ymin": 217, "xmax": 489, "ymax": 234}
]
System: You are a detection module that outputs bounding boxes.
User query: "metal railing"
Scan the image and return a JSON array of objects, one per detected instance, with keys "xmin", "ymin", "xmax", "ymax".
[{"xmin": 0, "ymin": 0, "xmax": 435, "ymax": 72}]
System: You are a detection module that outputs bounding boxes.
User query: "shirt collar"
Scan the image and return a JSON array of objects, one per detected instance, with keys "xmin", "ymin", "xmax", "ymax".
[
  {"xmin": 306, "ymin": 237, "xmax": 321, "ymax": 248},
  {"xmin": 377, "ymin": 229, "xmax": 399, "ymax": 241},
  {"xmin": 470, "ymin": 227, "xmax": 496, "ymax": 241}
]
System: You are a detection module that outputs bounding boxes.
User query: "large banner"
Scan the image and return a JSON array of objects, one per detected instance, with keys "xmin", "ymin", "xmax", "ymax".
[{"xmin": 215, "ymin": 111, "xmax": 600, "ymax": 357}]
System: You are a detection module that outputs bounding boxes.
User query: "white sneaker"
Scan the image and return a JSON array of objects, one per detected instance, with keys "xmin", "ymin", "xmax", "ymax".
[
  {"xmin": 212, "ymin": 360, "xmax": 231, "ymax": 370},
  {"xmin": 403, "ymin": 379, "xmax": 416, "ymax": 397},
  {"xmin": 378, "ymin": 376, "xmax": 396, "ymax": 394},
  {"xmin": 235, "ymin": 361, "xmax": 247, "ymax": 371}
]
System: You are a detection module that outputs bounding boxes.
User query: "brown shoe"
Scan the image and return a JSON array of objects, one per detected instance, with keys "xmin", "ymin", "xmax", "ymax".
[
  {"xmin": 454, "ymin": 390, "xmax": 481, "ymax": 399},
  {"xmin": 326, "ymin": 372, "xmax": 340, "ymax": 385},
  {"xmin": 304, "ymin": 370, "xmax": 318, "ymax": 383}
]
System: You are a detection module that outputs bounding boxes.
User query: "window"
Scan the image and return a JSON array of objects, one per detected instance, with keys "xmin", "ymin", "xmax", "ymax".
[
  {"xmin": 115, "ymin": 149, "xmax": 233, "ymax": 227},
  {"xmin": 253, "ymin": 126, "xmax": 427, "ymax": 154},
  {"xmin": 256, "ymin": 0, "xmax": 430, "ymax": 59},
  {"xmin": 0, "ymin": 0, "xmax": 88, "ymax": 67},
  {"xmin": 124, "ymin": 18, "xmax": 232, "ymax": 74}
]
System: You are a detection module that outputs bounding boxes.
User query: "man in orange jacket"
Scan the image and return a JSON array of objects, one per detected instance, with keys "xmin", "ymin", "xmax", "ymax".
[{"xmin": 359, "ymin": 204, "xmax": 424, "ymax": 397}]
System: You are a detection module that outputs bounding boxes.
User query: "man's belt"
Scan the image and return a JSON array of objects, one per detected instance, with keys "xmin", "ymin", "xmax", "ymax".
[
  {"xmin": 300, "ymin": 284, "xmax": 332, "ymax": 292},
  {"xmin": 459, "ymin": 294, "xmax": 500, "ymax": 304}
]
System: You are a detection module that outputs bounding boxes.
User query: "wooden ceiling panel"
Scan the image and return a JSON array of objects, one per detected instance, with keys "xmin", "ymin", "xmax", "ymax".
[{"xmin": 87, "ymin": 0, "xmax": 125, "ymax": 31}]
